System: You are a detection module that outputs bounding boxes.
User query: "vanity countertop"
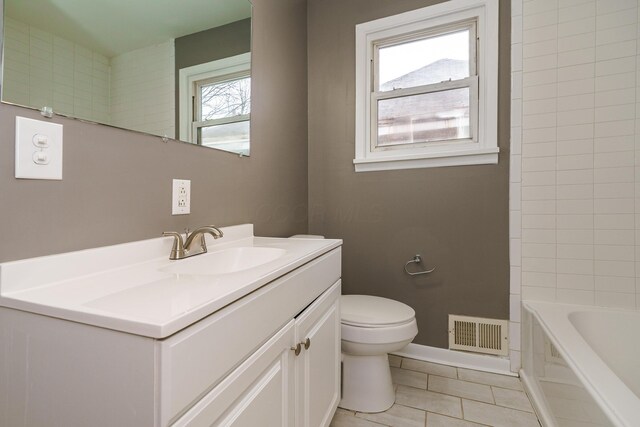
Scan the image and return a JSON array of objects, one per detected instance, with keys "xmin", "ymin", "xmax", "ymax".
[{"xmin": 0, "ymin": 224, "xmax": 341, "ymax": 338}]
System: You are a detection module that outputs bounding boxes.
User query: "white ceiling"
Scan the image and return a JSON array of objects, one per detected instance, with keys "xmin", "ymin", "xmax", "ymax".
[{"xmin": 6, "ymin": 0, "xmax": 252, "ymax": 57}]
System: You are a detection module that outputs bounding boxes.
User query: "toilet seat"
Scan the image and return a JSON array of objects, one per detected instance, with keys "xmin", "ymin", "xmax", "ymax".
[
  {"xmin": 341, "ymin": 295, "xmax": 415, "ymax": 327},
  {"xmin": 341, "ymin": 320, "xmax": 418, "ymax": 344}
]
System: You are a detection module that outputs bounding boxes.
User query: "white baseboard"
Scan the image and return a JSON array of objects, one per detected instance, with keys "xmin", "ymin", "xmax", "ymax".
[{"xmin": 391, "ymin": 343, "xmax": 515, "ymax": 376}]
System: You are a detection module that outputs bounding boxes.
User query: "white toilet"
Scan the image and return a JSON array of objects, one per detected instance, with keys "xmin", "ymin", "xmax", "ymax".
[{"xmin": 340, "ymin": 295, "xmax": 418, "ymax": 413}]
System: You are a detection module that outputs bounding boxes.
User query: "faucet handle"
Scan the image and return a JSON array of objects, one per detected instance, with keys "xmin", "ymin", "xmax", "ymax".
[{"xmin": 162, "ymin": 231, "xmax": 186, "ymax": 260}]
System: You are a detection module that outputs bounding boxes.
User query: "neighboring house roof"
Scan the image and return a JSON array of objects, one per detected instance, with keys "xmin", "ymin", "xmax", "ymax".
[{"xmin": 380, "ymin": 58, "xmax": 468, "ymax": 91}]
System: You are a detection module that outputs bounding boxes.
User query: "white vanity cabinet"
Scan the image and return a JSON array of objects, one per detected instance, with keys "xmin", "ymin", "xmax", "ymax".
[{"xmin": 0, "ymin": 231, "xmax": 342, "ymax": 427}]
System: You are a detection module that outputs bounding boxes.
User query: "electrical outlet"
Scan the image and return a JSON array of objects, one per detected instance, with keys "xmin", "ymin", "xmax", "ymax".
[{"xmin": 172, "ymin": 179, "xmax": 191, "ymax": 215}]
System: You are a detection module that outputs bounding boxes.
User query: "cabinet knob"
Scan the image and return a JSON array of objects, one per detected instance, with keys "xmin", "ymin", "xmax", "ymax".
[
  {"xmin": 303, "ymin": 338, "xmax": 311, "ymax": 350},
  {"xmin": 291, "ymin": 343, "xmax": 302, "ymax": 356}
]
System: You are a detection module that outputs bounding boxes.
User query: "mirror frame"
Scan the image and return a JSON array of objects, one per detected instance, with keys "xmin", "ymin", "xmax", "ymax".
[{"xmin": 0, "ymin": 0, "xmax": 254, "ymax": 155}]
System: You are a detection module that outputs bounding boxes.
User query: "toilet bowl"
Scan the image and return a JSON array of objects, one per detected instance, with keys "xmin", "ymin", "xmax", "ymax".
[{"xmin": 339, "ymin": 295, "xmax": 418, "ymax": 413}]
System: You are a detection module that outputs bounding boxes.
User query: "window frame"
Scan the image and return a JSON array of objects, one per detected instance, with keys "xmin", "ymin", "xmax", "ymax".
[
  {"xmin": 354, "ymin": 0, "xmax": 499, "ymax": 172},
  {"xmin": 178, "ymin": 52, "xmax": 251, "ymax": 145}
]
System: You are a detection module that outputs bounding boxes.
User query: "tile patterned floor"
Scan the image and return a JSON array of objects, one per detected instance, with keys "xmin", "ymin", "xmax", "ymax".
[{"xmin": 330, "ymin": 355, "xmax": 540, "ymax": 427}]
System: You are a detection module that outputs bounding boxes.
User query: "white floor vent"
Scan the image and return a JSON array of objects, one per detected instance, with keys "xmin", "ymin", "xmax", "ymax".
[{"xmin": 448, "ymin": 315, "xmax": 509, "ymax": 356}]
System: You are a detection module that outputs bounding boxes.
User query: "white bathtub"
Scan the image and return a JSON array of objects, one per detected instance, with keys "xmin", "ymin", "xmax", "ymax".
[{"xmin": 521, "ymin": 301, "xmax": 640, "ymax": 427}]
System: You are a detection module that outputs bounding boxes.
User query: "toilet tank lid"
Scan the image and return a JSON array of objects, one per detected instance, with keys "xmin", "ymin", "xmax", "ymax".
[{"xmin": 341, "ymin": 295, "xmax": 415, "ymax": 327}]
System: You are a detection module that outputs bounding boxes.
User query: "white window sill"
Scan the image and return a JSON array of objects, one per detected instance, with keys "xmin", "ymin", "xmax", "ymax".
[{"xmin": 353, "ymin": 147, "xmax": 499, "ymax": 172}]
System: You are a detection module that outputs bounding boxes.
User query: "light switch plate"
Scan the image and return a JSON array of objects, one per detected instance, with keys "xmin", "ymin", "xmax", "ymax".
[{"xmin": 15, "ymin": 116, "xmax": 63, "ymax": 180}]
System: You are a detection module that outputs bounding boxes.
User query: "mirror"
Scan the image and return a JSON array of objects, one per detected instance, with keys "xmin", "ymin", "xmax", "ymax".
[{"xmin": 1, "ymin": 0, "xmax": 252, "ymax": 155}]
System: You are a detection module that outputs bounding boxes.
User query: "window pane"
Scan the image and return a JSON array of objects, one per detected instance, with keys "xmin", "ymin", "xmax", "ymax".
[
  {"xmin": 200, "ymin": 77, "xmax": 251, "ymax": 121},
  {"xmin": 199, "ymin": 120, "xmax": 250, "ymax": 156},
  {"xmin": 378, "ymin": 30, "xmax": 469, "ymax": 91},
  {"xmin": 377, "ymin": 88, "xmax": 470, "ymax": 146}
]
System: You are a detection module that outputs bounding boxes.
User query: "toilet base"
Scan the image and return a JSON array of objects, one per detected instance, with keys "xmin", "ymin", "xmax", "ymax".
[{"xmin": 339, "ymin": 353, "xmax": 395, "ymax": 413}]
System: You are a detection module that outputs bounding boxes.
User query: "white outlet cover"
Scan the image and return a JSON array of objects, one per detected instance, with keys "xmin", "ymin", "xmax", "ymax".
[
  {"xmin": 172, "ymin": 179, "xmax": 191, "ymax": 215},
  {"xmin": 15, "ymin": 116, "xmax": 63, "ymax": 180}
]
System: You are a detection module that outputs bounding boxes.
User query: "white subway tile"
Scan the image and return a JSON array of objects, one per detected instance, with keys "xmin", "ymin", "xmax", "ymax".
[
  {"xmin": 557, "ymin": 273, "xmax": 595, "ymax": 289},
  {"xmin": 557, "ymin": 63, "xmax": 595, "ymax": 83},
  {"xmin": 523, "ymin": 257, "xmax": 557, "ymax": 273},
  {"xmin": 523, "ymin": 156, "xmax": 556, "ymax": 172},
  {"xmin": 557, "ymin": 244, "xmax": 594, "ymax": 259},
  {"xmin": 558, "ymin": 48, "xmax": 595, "ymax": 67},
  {"xmin": 557, "ymin": 214, "xmax": 594, "ymax": 229},
  {"xmin": 558, "ymin": 78, "xmax": 595, "ymax": 97},
  {"xmin": 509, "ymin": 321, "xmax": 522, "ymax": 350},
  {"xmin": 523, "ymin": 229, "xmax": 557, "ymax": 244},
  {"xmin": 594, "ymin": 167, "xmax": 634, "ymax": 184},
  {"xmin": 557, "ymin": 258, "xmax": 594, "ymax": 274},
  {"xmin": 594, "ymin": 183, "xmax": 634, "ymax": 199},
  {"xmin": 557, "ymin": 183, "xmax": 593, "ymax": 199},
  {"xmin": 523, "ymin": 127, "xmax": 557, "ymax": 143},
  {"xmin": 522, "ymin": 271, "xmax": 557, "ymax": 287},
  {"xmin": 512, "ymin": 71, "xmax": 523, "ymax": 98},
  {"xmin": 524, "ymin": 10, "xmax": 559, "ymax": 30},
  {"xmin": 523, "ymin": 54, "xmax": 558, "ymax": 72},
  {"xmin": 511, "ymin": 266, "xmax": 522, "ymax": 293},
  {"xmin": 594, "ymin": 151, "xmax": 635, "ymax": 168},
  {"xmin": 523, "ymin": 82, "xmax": 558, "ymax": 99},
  {"xmin": 594, "ymin": 213, "xmax": 634, "ymax": 230},
  {"xmin": 522, "ymin": 286, "xmax": 556, "ymax": 301},
  {"xmin": 557, "ymin": 169, "xmax": 595, "ymax": 186},
  {"xmin": 595, "ymin": 245, "xmax": 635, "ymax": 262},
  {"xmin": 594, "ymin": 198, "xmax": 634, "ymax": 214},
  {"xmin": 596, "ymin": 9, "xmax": 638, "ymax": 31},
  {"xmin": 556, "ymin": 154, "xmax": 594, "ymax": 170},
  {"xmin": 512, "ymin": 0, "xmax": 523, "ymax": 17},
  {"xmin": 524, "ymin": 0, "xmax": 559, "ymax": 16},
  {"xmin": 558, "ymin": 32, "xmax": 596, "ymax": 53},
  {"xmin": 523, "ymin": 112, "xmax": 557, "ymax": 130},
  {"xmin": 512, "ymin": 99, "xmax": 523, "ymax": 127},
  {"xmin": 557, "ymin": 109, "xmax": 594, "ymax": 126},
  {"xmin": 595, "ymin": 72, "xmax": 636, "ymax": 91},
  {"xmin": 595, "ymin": 40, "xmax": 637, "ymax": 62},
  {"xmin": 523, "ymin": 171, "xmax": 556, "ymax": 186},
  {"xmin": 595, "ymin": 89, "xmax": 635, "ymax": 107},
  {"xmin": 511, "ymin": 211, "xmax": 522, "ymax": 239},
  {"xmin": 523, "ymin": 214, "xmax": 556, "ymax": 229},
  {"xmin": 595, "ymin": 276, "xmax": 635, "ymax": 292},
  {"xmin": 523, "ymin": 39, "xmax": 558, "ymax": 58},
  {"xmin": 523, "ymin": 141, "xmax": 557, "ymax": 157},
  {"xmin": 595, "ymin": 0, "xmax": 637, "ymax": 15},
  {"xmin": 511, "ymin": 180, "xmax": 522, "ymax": 211},
  {"xmin": 557, "ymin": 124, "xmax": 594, "ymax": 141},
  {"xmin": 523, "ymin": 98, "xmax": 557, "ymax": 115},
  {"xmin": 594, "ymin": 229, "xmax": 634, "ymax": 245},
  {"xmin": 595, "ymin": 57, "xmax": 636, "ymax": 77},
  {"xmin": 511, "ymin": 238, "xmax": 522, "ymax": 267},
  {"xmin": 595, "ymin": 291, "xmax": 636, "ymax": 308},
  {"xmin": 558, "ymin": 229, "xmax": 594, "ymax": 244},
  {"xmin": 512, "ymin": 154, "xmax": 522, "ymax": 183},
  {"xmin": 595, "ymin": 105, "xmax": 635, "ymax": 123},
  {"xmin": 557, "ymin": 289, "xmax": 595, "ymax": 304},
  {"xmin": 596, "ymin": 24, "xmax": 637, "ymax": 46},
  {"xmin": 512, "ymin": 43, "xmax": 524, "ymax": 72},
  {"xmin": 559, "ymin": 2, "xmax": 595, "ymax": 23},
  {"xmin": 558, "ymin": 93, "xmax": 595, "ymax": 111},
  {"xmin": 523, "ymin": 242, "xmax": 557, "ymax": 258},
  {"xmin": 511, "ymin": 126, "xmax": 523, "ymax": 155},
  {"xmin": 522, "ymin": 200, "xmax": 556, "ymax": 214},
  {"xmin": 524, "ymin": 24, "xmax": 559, "ymax": 44},
  {"xmin": 557, "ymin": 140, "xmax": 594, "ymax": 156},
  {"xmin": 558, "ymin": 17, "xmax": 596, "ymax": 38},
  {"xmin": 557, "ymin": 198, "xmax": 594, "ymax": 214},
  {"xmin": 522, "ymin": 185, "xmax": 556, "ymax": 200}
]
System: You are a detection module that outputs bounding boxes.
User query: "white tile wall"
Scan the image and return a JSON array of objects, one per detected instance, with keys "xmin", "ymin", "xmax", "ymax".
[
  {"xmin": 510, "ymin": 0, "xmax": 640, "ymax": 372},
  {"xmin": 110, "ymin": 41, "xmax": 175, "ymax": 138},
  {"xmin": 3, "ymin": 18, "xmax": 110, "ymax": 123},
  {"xmin": 3, "ymin": 18, "xmax": 175, "ymax": 138}
]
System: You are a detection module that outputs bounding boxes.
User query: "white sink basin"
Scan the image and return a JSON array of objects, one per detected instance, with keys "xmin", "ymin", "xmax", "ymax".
[{"xmin": 159, "ymin": 246, "xmax": 286, "ymax": 275}]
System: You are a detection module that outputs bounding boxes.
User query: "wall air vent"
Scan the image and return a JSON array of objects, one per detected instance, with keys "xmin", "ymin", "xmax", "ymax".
[{"xmin": 448, "ymin": 315, "xmax": 509, "ymax": 356}]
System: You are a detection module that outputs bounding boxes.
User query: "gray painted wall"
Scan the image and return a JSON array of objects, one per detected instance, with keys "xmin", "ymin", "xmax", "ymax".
[
  {"xmin": 0, "ymin": 0, "xmax": 308, "ymax": 262},
  {"xmin": 307, "ymin": 0, "xmax": 511, "ymax": 348},
  {"xmin": 174, "ymin": 18, "xmax": 252, "ymax": 137}
]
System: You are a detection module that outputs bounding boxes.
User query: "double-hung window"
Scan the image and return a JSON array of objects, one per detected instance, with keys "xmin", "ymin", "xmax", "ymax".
[
  {"xmin": 354, "ymin": 0, "xmax": 499, "ymax": 172},
  {"xmin": 179, "ymin": 52, "xmax": 251, "ymax": 156}
]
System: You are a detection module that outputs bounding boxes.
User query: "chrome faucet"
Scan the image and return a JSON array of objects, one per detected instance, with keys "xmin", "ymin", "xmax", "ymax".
[{"xmin": 162, "ymin": 225, "xmax": 224, "ymax": 260}]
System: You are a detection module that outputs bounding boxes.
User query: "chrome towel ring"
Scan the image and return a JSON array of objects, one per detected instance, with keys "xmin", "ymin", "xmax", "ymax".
[{"xmin": 404, "ymin": 254, "xmax": 436, "ymax": 276}]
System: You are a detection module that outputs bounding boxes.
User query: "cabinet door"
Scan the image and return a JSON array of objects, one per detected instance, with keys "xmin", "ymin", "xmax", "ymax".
[
  {"xmin": 295, "ymin": 280, "xmax": 341, "ymax": 427},
  {"xmin": 173, "ymin": 320, "xmax": 296, "ymax": 427}
]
